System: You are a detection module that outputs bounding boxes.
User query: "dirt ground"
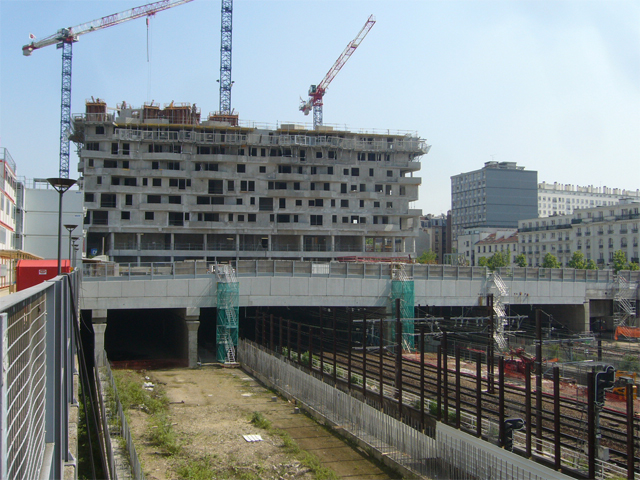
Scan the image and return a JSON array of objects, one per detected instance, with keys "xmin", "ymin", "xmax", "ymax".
[{"xmin": 125, "ymin": 366, "xmax": 398, "ymax": 480}]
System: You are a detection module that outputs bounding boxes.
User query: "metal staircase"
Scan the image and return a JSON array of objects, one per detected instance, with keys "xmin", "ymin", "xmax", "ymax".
[
  {"xmin": 486, "ymin": 272, "xmax": 509, "ymax": 352},
  {"xmin": 214, "ymin": 263, "xmax": 239, "ymax": 364},
  {"xmin": 613, "ymin": 275, "xmax": 637, "ymax": 327}
]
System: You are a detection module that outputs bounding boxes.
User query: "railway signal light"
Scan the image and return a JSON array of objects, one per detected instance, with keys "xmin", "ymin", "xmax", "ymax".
[
  {"xmin": 595, "ymin": 365, "xmax": 616, "ymax": 406},
  {"xmin": 503, "ymin": 418, "xmax": 525, "ymax": 451}
]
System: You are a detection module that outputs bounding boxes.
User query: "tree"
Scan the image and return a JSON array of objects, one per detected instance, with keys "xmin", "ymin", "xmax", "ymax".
[
  {"xmin": 417, "ymin": 250, "xmax": 438, "ymax": 264},
  {"xmin": 613, "ymin": 250, "xmax": 629, "ymax": 273},
  {"xmin": 488, "ymin": 250, "xmax": 510, "ymax": 271},
  {"xmin": 514, "ymin": 254, "xmax": 527, "ymax": 268},
  {"xmin": 629, "ymin": 262, "xmax": 640, "ymax": 271},
  {"xmin": 541, "ymin": 253, "xmax": 561, "ymax": 269},
  {"xmin": 568, "ymin": 251, "xmax": 586, "ymax": 270},
  {"xmin": 585, "ymin": 259, "xmax": 597, "ymax": 270},
  {"xmin": 478, "ymin": 256, "xmax": 489, "ymax": 267}
]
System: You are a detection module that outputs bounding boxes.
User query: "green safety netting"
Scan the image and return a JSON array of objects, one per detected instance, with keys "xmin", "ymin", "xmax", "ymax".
[
  {"xmin": 216, "ymin": 281, "xmax": 239, "ymax": 363},
  {"xmin": 391, "ymin": 280, "xmax": 415, "ymax": 350}
]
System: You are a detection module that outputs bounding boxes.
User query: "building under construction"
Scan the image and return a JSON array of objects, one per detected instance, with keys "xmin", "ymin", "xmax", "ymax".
[{"xmin": 72, "ymin": 99, "xmax": 430, "ymax": 263}]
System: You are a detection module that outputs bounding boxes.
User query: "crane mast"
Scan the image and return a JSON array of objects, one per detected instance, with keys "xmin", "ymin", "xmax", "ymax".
[
  {"xmin": 300, "ymin": 15, "xmax": 375, "ymax": 129},
  {"xmin": 218, "ymin": 0, "xmax": 233, "ymax": 115},
  {"xmin": 23, "ymin": 0, "xmax": 193, "ymax": 179}
]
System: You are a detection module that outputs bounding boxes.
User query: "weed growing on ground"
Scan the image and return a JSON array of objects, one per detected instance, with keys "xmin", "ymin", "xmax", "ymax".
[
  {"xmin": 174, "ymin": 455, "xmax": 216, "ymax": 480},
  {"xmin": 112, "ymin": 370, "xmax": 181, "ymax": 456},
  {"xmin": 250, "ymin": 411, "xmax": 339, "ymax": 480},
  {"xmin": 250, "ymin": 411, "xmax": 271, "ymax": 430}
]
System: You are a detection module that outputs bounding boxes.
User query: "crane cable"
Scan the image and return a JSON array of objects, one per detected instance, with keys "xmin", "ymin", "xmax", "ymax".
[{"xmin": 146, "ymin": 15, "xmax": 153, "ymax": 102}]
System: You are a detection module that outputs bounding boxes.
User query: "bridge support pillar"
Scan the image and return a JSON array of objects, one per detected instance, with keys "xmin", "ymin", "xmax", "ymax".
[
  {"xmin": 581, "ymin": 301, "xmax": 590, "ymax": 332},
  {"xmin": 92, "ymin": 309, "xmax": 108, "ymax": 366},
  {"xmin": 184, "ymin": 307, "xmax": 200, "ymax": 368}
]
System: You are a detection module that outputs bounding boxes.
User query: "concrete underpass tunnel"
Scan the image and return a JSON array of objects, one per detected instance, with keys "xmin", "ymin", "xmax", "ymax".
[{"xmin": 99, "ymin": 308, "xmax": 193, "ymax": 368}]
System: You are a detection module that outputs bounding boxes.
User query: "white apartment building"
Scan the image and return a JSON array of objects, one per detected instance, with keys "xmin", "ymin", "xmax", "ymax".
[
  {"xmin": 518, "ymin": 201, "xmax": 640, "ymax": 267},
  {"xmin": 538, "ymin": 182, "xmax": 640, "ymax": 217},
  {"xmin": 72, "ymin": 100, "xmax": 430, "ymax": 263}
]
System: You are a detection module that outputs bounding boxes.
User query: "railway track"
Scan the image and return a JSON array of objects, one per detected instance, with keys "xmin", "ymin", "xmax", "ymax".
[{"xmin": 320, "ymin": 349, "xmax": 640, "ymax": 473}]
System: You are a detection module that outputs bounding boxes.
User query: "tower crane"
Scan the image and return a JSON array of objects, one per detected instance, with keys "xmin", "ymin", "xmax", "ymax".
[
  {"xmin": 300, "ymin": 15, "xmax": 375, "ymax": 129},
  {"xmin": 22, "ymin": 0, "xmax": 194, "ymax": 179},
  {"xmin": 218, "ymin": 0, "xmax": 233, "ymax": 115}
]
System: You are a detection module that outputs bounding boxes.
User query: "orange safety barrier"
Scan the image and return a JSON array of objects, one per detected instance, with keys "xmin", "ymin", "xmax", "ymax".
[{"xmin": 614, "ymin": 326, "xmax": 640, "ymax": 340}]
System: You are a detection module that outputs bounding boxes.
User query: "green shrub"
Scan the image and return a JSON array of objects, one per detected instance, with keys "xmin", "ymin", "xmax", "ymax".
[{"xmin": 250, "ymin": 411, "xmax": 271, "ymax": 430}]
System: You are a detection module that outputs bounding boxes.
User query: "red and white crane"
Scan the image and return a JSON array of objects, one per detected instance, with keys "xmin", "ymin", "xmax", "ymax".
[
  {"xmin": 22, "ymin": 0, "xmax": 194, "ymax": 178},
  {"xmin": 300, "ymin": 14, "xmax": 375, "ymax": 130}
]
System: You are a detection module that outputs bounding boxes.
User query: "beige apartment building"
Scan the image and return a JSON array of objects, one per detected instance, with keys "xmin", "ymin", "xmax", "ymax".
[{"xmin": 518, "ymin": 201, "xmax": 640, "ymax": 267}]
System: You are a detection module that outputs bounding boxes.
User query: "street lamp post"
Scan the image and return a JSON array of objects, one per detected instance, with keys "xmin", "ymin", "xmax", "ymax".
[
  {"xmin": 72, "ymin": 243, "xmax": 80, "ymax": 270},
  {"xmin": 64, "ymin": 224, "xmax": 78, "ymax": 267},
  {"xmin": 71, "ymin": 236, "xmax": 80, "ymax": 269},
  {"xmin": 47, "ymin": 178, "xmax": 77, "ymax": 275}
]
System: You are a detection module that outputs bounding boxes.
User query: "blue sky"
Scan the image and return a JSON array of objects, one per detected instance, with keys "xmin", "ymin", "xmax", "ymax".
[{"xmin": 1, "ymin": 0, "xmax": 639, "ymax": 215}]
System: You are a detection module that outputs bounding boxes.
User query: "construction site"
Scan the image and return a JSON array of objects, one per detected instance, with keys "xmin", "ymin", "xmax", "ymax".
[{"xmin": 8, "ymin": 0, "xmax": 640, "ymax": 479}]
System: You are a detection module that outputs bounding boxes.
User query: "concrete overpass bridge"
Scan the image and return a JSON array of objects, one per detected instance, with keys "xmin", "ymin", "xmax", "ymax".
[{"xmin": 79, "ymin": 260, "xmax": 639, "ymax": 367}]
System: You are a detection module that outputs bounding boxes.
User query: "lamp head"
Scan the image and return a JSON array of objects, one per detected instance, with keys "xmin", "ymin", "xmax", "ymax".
[{"xmin": 47, "ymin": 177, "xmax": 76, "ymax": 193}]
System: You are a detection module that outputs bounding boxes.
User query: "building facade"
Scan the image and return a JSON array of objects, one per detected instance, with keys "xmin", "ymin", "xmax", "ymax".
[
  {"xmin": 518, "ymin": 201, "xmax": 640, "ymax": 267},
  {"xmin": 474, "ymin": 231, "xmax": 518, "ymax": 266},
  {"xmin": 450, "ymin": 161, "xmax": 538, "ymax": 247},
  {"xmin": 72, "ymin": 100, "xmax": 430, "ymax": 263},
  {"xmin": 538, "ymin": 182, "xmax": 640, "ymax": 217},
  {"xmin": 457, "ymin": 228, "xmax": 517, "ymax": 266},
  {"xmin": 19, "ymin": 179, "xmax": 84, "ymax": 265},
  {"xmin": 417, "ymin": 213, "xmax": 449, "ymax": 263}
]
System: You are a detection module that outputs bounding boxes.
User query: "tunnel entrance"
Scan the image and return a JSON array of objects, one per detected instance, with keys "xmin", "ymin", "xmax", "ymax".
[{"xmin": 104, "ymin": 308, "xmax": 188, "ymax": 368}]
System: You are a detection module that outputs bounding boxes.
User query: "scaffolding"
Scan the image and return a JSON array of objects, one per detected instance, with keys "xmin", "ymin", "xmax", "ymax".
[
  {"xmin": 214, "ymin": 263, "xmax": 239, "ymax": 364},
  {"xmin": 391, "ymin": 264, "xmax": 415, "ymax": 350},
  {"xmin": 613, "ymin": 275, "xmax": 637, "ymax": 328}
]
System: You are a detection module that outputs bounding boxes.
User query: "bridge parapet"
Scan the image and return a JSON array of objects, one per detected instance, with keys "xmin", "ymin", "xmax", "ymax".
[{"xmin": 83, "ymin": 260, "xmax": 636, "ymax": 283}]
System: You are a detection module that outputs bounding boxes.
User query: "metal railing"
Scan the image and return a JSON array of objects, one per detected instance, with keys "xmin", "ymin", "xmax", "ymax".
[
  {"xmin": 97, "ymin": 351, "xmax": 146, "ymax": 480},
  {"xmin": 0, "ymin": 272, "xmax": 78, "ymax": 480},
  {"xmin": 82, "ymin": 260, "xmax": 639, "ymax": 285}
]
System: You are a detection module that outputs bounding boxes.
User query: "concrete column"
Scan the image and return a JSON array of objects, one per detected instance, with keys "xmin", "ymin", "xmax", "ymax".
[
  {"xmin": 362, "ymin": 236, "xmax": 366, "ymax": 254},
  {"xmin": 331, "ymin": 235, "xmax": 335, "ymax": 252},
  {"xmin": 299, "ymin": 235, "xmax": 304, "ymax": 253},
  {"xmin": 92, "ymin": 308, "xmax": 108, "ymax": 367},
  {"xmin": 582, "ymin": 301, "xmax": 591, "ymax": 333},
  {"xmin": 184, "ymin": 307, "xmax": 200, "ymax": 368},
  {"xmin": 267, "ymin": 234, "xmax": 272, "ymax": 251}
]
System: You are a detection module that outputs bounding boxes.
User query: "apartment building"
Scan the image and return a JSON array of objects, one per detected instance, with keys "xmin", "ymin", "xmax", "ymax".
[
  {"xmin": 457, "ymin": 228, "xmax": 517, "ymax": 266},
  {"xmin": 0, "ymin": 148, "xmax": 18, "ymax": 293},
  {"xmin": 538, "ymin": 182, "xmax": 640, "ymax": 217},
  {"xmin": 450, "ymin": 161, "xmax": 538, "ymax": 247},
  {"xmin": 72, "ymin": 99, "xmax": 430, "ymax": 263},
  {"xmin": 518, "ymin": 201, "xmax": 640, "ymax": 267},
  {"xmin": 417, "ymin": 213, "xmax": 449, "ymax": 263}
]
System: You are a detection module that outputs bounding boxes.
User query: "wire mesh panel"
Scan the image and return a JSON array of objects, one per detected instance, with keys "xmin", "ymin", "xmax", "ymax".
[
  {"xmin": 240, "ymin": 340, "xmax": 576, "ymax": 480},
  {"xmin": 1, "ymin": 292, "xmax": 47, "ymax": 480}
]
